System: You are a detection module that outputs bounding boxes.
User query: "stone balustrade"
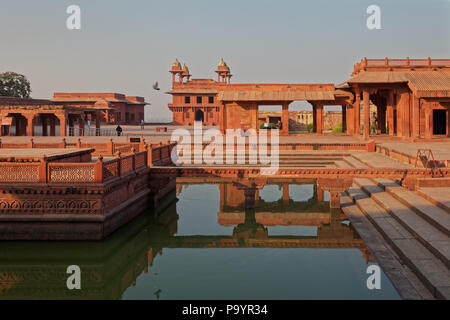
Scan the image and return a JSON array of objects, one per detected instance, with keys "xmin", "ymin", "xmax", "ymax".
[{"xmin": 0, "ymin": 138, "xmax": 176, "ymax": 166}]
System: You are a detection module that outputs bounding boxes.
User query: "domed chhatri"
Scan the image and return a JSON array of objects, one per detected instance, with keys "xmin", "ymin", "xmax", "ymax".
[
  {"xmin": 218, "ymin": 58, "xmax": 226, "ymax": 67},
  {"xmin": 217, "ymin": 58, "xmax": 230, "ymax": 71},
  {"xmin": 215, "ymin": 58, "xmax": 232, "ymax": 83},
  {"xmin": 171, "ymin": 58, "xmax": 182, "ymax": 70},
  {"xmin": 182, "ymin": 63, "xmax": 190, "ymax": 74}
]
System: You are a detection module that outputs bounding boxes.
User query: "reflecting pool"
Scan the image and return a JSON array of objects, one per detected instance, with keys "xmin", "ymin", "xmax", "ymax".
[{"xmin": 0, "ymin": 178, "xmax": 400, "ymax": 300}]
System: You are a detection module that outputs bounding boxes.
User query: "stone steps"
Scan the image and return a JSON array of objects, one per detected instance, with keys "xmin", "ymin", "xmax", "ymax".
[
  {"xmin": 353, "ymin": 178, "xmax": 450, "ymax": 269},
  {"xmin": 345, "ymin": 185, "xmax": 450, "ymax": 299},
  {"xmin": 334, "ymin": 160, "xmax": 353, "ymax": 168},
  {"xmin": 373, "ymin": 178, "xmax": 450, "ymax": 237},
  {"xmin": 417, "ymin": 187, "xmax": 450, "ymax": 214},
  {"xmin": 340, "ymin": 194, "xmax": 432, "ymax": 300},
  {"xmin": 352, "ymin": 152, "xmax": 413, "ymax": 169},
  {"xmin": 342, "ymin": 156, "xmax": 370, "ymax": 168}
]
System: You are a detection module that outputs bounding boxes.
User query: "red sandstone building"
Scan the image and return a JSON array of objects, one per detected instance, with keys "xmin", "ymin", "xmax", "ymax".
[
  {"xmin": 167, "ymin": 57, "xmax": 450, "ymax": 140},
  {"xmin": 0, "ymin": 93, "xmax": 148, "ymax": 136},
  {"xmin": 52, "ymin": 93, "xmax": 147, "ymax": 125}
]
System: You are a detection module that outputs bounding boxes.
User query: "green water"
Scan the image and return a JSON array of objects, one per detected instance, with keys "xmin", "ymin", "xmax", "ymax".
[{"xmin": 0, "ymin": 179, "xmax": 400, "ymax": 300}]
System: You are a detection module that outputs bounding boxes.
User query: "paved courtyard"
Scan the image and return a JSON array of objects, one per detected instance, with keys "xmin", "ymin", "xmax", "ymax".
[{"xmin": 1, "ymin": 124, "xmax": 450, "ymax": 161}]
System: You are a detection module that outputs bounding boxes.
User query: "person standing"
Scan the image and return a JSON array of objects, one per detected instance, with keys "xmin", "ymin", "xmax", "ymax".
[
  {"xmin": 371, "ymin": 112, "xmax": 378, "ymax": 135},
  {"xmin": 140, "ymin": 119, "xmax": 145, "ymax": 130},
  {"xmin": 116, "ymin": 125, "xmax": 123, "ymax": 136},
  {"xmin": 276, "ymin": 119, "xmax": 281, "ymax": 130}
]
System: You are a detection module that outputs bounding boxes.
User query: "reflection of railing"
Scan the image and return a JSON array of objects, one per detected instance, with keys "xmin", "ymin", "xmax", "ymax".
[{"xmin": 67, "ymin": 127, "xmax": 116, "ymax": 136}]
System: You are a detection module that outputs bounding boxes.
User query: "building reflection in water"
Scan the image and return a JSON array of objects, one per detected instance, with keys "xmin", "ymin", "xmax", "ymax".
[{"xmin": 0, "ymin": 178, "xmax": 374, "ymax": 300}]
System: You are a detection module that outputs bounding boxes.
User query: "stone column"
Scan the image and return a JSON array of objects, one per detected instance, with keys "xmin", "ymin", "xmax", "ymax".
[
  {"xmin": 387, "ymin": 91, "xmax": 394, "ymax": 136},
  {"xmin": 316, "ymin": 103, "xmax": 324, "ymax": 134},
  {"xmin": 412, "ymin": 96, "xmax": 420, "ymax": 138},
  {"xmin": 447, "ymin": 109, "xmax": 450, "ymax": 137},
  {"xmin": 342, "ymin": 105, "xmax": 347, "ymax": 133},
  {"xmin": 329, "ymin": 191, "xmax": 341, "ymax": 209},
  {"xmin": 363, "ymin": 90, "xmax": 370, "ymax": 140},
  {"xmin": 79, "ymin": 115, "xmax": 85, "ymax": 136},
  {"xmin": 68, "ymin": 116, "xmax": 74, "ymax": 136},
  {"xmin": 312, "ymin": 104, "xmax": 317, "ymax": 133},
  {"xmin": 424, "ymin": 107, "xmax": 432, "ymax": 139},
  {"xmin": 14, "ymin": 116, "xmax": 22, "ymax": 136},
  {"xmin": 254, "ymin": 104, "xmax": 259, "ymax": 133},
  {"xmin": 50, "ymin": 116, "xmax": 56, "ymax": 136},
  {"xmin": 219, "ymin": 102, "xmax": 224, "ymax": 133},
  {"xmin": 42, "ymin": 116, "xmax": 48, "ymax": 136},
  {"xmin": 26, "ymin": 115, "xmax": 35, "ymax": 136},
  {"xmin": 402, "ymin": 92, "xmax": 411, "ymax": 138},
  {"xmin": 317, "ymin": 185, "xmax": 324, "ymax": 202},
  {"xmin": 346, "ymin": 105, "xmax": 354, "ymax": 135},
  {"xmin": 282, "ymin": 184, "xmax": 289, "ymax": 204},
  {"xmin": 354, "ymin": 92, "xmax": 361, "ymax": 136},
  {"xmin": 95, "ymin": 113, "xmax": 101, "ymax": 136},
  {"xmin": 58, "ymin": 115, "xmax": 66, "ymax": 136},
  {"xmin": 281, "ymin": 102, "xmax": 289, "ymax": 135}
]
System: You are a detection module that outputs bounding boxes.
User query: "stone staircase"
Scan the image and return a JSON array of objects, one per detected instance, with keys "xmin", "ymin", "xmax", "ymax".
[{"xmin": 345, "ymin": 177, "xmax": 450, "ymax": 299}]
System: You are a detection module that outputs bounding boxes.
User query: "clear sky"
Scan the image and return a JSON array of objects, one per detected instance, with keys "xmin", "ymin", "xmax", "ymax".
[{"xmin": 0, "ymin": 0, "xmax": 449, "ymax": 120}]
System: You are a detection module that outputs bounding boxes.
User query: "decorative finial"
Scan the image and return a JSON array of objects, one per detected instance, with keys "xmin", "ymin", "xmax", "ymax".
[{"xmin": 172, "ymin": 58, "xmax": 181, "ymax": 68}]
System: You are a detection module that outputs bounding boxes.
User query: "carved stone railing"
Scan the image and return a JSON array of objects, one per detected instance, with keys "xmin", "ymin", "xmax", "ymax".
[
  {"xmin": 48, "ymin": 163, "xmax": 96, "ymax": 183},
  {"xmin": 0, "ymin": 150, "xmax": 150, "ymax": 184},
  {"xmin": 146, "ymin": 142, "xmax": 176, "ymax": 166},
  {"xmin": 0, "ymin": 163, "xmax": 41, "ymax": 183},
  {"xmin": 0, "ymin": 138, "xmax": 176, "ymax": 163},
  {"xmin": 352, "ymin": 57, "xmax": 450, "ymax": 75}
]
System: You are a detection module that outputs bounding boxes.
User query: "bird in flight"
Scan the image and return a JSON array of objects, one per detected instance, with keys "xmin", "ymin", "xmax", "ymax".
[{"xmin": 152, "ymin": 81, "xmax": 160, "ymax": 91}]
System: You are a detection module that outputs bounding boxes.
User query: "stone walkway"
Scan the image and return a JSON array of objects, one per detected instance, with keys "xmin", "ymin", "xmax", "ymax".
[{"xmin": 379, "ymin": 141, "xmax": 450, "ymax": 161}]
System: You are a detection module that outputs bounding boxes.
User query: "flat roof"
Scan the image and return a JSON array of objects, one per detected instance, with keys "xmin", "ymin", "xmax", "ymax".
[
  {"xmin": 217, "ymin": 90, "xmax": 335, "ymax": 101},
  {"xmin": 345, "ymin": 71, "xmax": 450, "ymax": 97}
]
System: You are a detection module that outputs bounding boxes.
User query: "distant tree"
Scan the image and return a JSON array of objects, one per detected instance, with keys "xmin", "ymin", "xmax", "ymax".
[
  {"xmin": 0, "ymin": 72, "xmax": 32, "ymax": 98},
  {"xmin": 332, "ymin": 122, "xmax": 343, "ymax": 133}
]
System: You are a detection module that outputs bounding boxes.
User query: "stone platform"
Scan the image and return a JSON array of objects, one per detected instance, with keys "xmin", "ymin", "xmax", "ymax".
[
  {"xmin": 0, "ymin": 142, "xmax": 176, "ymax": 240},
  {"xmin": 0, "ymin": 148, "xmax": 94, "ymax": 162}
]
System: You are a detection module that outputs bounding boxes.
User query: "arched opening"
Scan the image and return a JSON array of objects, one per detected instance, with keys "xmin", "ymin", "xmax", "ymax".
[
  {"xmin": 34, "ymin": 114, "xmax": 61, "ymax": 136},
  {"xmin": 195, "ymin": 109, "xmax": 204, "ymax": 122},
  {"xmin": 288, "ymin": 102, "xmax": 313, "ymax": 133},
  {"xmin": 322, "ymin": 105, "xmax": 345, "ymax": 134},
  {"xmin": 5, "ymin": 114, "xmax": 27, "ymax": 136},
  {"xmin": 258, "ymin": 105, "xmax": 283, "ymax": 130}
]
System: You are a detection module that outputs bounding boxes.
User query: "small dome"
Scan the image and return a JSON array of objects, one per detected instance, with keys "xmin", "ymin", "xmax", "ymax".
[
  {"xmin": 182, "ymin": 63, "xmax": 189, "ymax": 73},
  {"xmin": 172, "ymin": 58, "xmax": 181, "ymax": 69},
  {"xmin": 217, "ymin": 58, "xmax": 230, "ymax": 72}
]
